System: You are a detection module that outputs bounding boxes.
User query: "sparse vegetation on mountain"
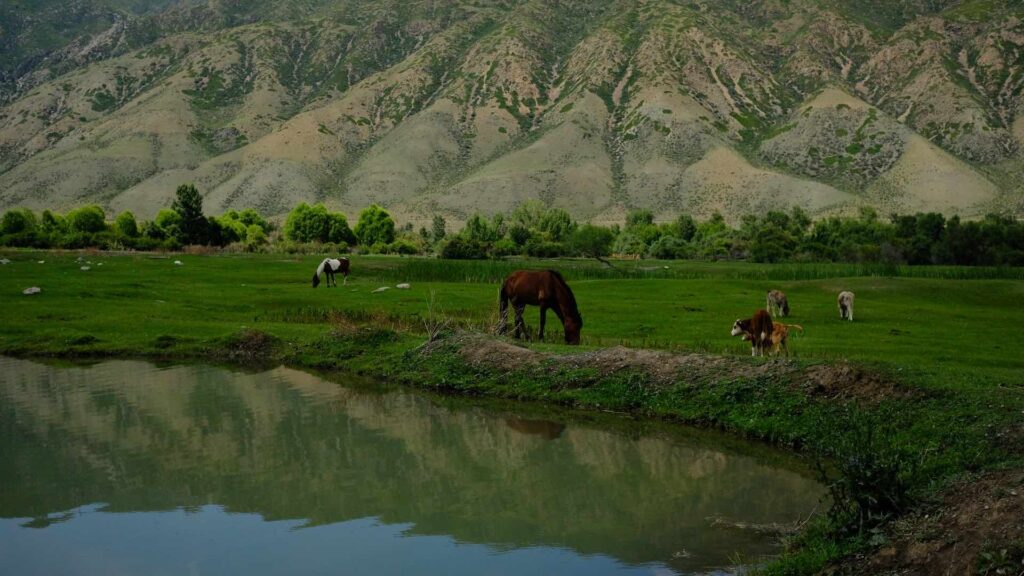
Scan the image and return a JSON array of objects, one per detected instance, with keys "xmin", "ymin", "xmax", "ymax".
[{"xmin": 1, "ymin": 1, "xmax": 1023, "ymax": 223}]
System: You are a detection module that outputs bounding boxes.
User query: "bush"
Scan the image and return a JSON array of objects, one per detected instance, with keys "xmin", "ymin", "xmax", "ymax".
[
  {"xmin": 815, "ymin": 408, "xmax": 920, "ymax": 537},
  {"xmin": 570, "ymin": 224, "xmax": 615, "ymax": 260},
  {"xmin": 647, "ymin": 235, "xmax": 690, "ymax": 259},
  {"xmin": 440, "ymin": 236, "xmax": 487, "ymax": 259}
]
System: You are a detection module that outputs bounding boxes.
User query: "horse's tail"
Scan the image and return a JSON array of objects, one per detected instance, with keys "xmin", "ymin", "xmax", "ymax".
[{"xmin": 497, "ymin": 280, "xmax": 510, "ymax": 334}]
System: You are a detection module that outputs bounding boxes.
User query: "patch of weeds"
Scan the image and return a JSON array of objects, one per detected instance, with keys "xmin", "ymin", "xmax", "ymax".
[
  {"xmin": 67, "ymin": 335, "xmax": 99, "ymax": 346},
  {"xmin": 977, "ymin": 541, "xmax": 1024, "ymax": 576},
  {"xmin": 814, "ymin": 406, "xmax": 920, "ymax": 537},
  {"xmin": 217, "ymin": 329, "xmax": 279, "ymax": 363}
]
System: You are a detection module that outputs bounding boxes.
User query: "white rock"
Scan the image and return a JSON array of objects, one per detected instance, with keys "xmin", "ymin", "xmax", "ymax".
[
  {"xmin": 396, "ymin": 283, "xmax": 411, "ymax": 289},
  {"xmin": 23, "ymin": 287, "xmax": 41, "ymax": 295},
  {"xmin": 97, "ymin": 263, "xmax": 104, "ymax": 266},
  {"xmin": 0, "ymin": 258, "xmax": 10, "ymax": 265},
  {"xmin": 173, "ymin": 260, "xmax": 183, "ymax": 265},
  {"xmin": 372, "ymin": 286, "xmax": 390, "ymax": 293},
  {"xmin": 80, "ymin": 266, "xmax": 91, "ymax": 271},
  {"xmin": 37, "ymin": 260, "xmax": 44, "ymax": 264}
]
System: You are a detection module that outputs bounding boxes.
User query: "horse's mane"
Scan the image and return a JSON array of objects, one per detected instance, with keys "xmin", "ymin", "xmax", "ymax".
[
  {"xmin": 546, "ymin": 270, "xmax": 581, "ymax": 323},
  {"xmin": 316, "ymin": 258, "xmax": 329, "ymax": 277}
]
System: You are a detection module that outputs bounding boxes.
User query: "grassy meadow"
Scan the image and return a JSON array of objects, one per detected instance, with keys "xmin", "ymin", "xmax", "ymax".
[
  {"xmin": 2, "ymin": 249, "xmax": 1024, "ymax": 573},
  {"xmin": 0, "ymin": 251, "xmax": 1021, "ymax": 391}
]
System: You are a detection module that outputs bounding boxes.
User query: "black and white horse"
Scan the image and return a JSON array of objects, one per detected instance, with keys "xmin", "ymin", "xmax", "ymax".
[{"xmin": 312, "ymin": 257, "xmax": 350, "ymax": 287}]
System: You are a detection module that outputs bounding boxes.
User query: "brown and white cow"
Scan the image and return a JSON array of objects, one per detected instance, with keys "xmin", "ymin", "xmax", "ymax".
[
  {"xmin": 738, "ymin": 320, "xmax": 803, "ymax": 357},
  {"xmin": 731, "ymin": 310, "xmax": 774, "ymax": 357},
  {"xmin": 838, "ymin": 291, "xmax": 855, "ymax": 321}
]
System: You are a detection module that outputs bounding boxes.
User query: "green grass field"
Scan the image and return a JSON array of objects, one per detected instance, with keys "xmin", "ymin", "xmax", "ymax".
[
  {"xmin": 2, "ymin": 250, "xmax": 1023, "ymax": 573},
  {"xmin": 1, "ymin": 251, "xmax": 1021, "ymax": 391}
]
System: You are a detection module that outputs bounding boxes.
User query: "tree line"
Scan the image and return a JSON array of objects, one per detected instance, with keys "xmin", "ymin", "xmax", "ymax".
[{"xmin": 1, "ymin": 187, "xmax": 1022, "ymax": 266}]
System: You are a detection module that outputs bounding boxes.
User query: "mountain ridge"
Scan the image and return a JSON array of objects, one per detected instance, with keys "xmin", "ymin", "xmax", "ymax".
[{"xmin": 1, "ymin": 0, "xmax": 1023, "ymax": 225}]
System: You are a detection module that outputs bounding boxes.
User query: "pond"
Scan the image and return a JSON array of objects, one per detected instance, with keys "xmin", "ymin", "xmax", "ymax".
[{"xmin": 0, "ymin": 356, "xmax": 824, "ymax": 575}]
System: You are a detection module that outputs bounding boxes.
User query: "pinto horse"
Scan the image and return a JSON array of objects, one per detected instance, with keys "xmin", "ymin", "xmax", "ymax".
[
  {"xmin": 498, "ymin": 270, "xmax": 582, "ymax": 345},
  {"xmin": 312, "ymin": 257, "xmax": 350, "ymax": 287}
]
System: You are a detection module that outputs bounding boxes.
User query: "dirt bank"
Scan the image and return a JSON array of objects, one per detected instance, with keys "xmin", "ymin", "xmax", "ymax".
[{"xmin": 449, "ymin": 334, "xmax": 918, "ymax": 404}]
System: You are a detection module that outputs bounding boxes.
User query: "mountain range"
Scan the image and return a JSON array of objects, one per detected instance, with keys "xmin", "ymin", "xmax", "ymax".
[{"xmin": 2, "ymin": 0, "xmax": 1023, "ymax": 226}]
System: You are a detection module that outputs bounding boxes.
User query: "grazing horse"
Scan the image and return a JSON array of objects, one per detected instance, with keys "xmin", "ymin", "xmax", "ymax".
[
  {"xmin": 731, "ymin": 310, "xmax": 774, "ymax": 356},
  {"xmin": 498, "ymin": 270, "xmax": 582, "ymax": 345},
  {"xmin": 312, "ymin": 257, "xmax": 350, "ymax": 287},
  {"xmin": 838, "ymin": 291, "xmax": 855, "ymax": 321},
  {"xmin": 766, "ymin": 289, "xmax": 790, "ymax": 317}
]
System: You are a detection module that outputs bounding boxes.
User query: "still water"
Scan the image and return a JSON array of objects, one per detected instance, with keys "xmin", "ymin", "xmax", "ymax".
[{"xmin": 0, "ymin": 356, "xmax": 824, "ymax": 575}]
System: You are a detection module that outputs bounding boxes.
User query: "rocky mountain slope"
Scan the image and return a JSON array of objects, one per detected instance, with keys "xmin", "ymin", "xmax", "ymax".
[{"xmin": 1, "ymin": 0, "xmax": 1023, "ymax": 225}]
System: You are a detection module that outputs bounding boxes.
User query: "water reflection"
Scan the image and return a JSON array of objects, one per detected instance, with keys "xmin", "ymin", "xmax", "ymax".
[{"xmin": 0, "ymin": 357, "xmax": 823, "ymax": 575}]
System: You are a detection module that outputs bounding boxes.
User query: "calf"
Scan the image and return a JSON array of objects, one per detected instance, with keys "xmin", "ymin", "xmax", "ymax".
[
  {"xmin": 838, "ymin": 291, "xmax": 855, "ymax": 321},
  {"xmin": 740, "ymin": 321, "xmax": 803, "ymax": 357},
  {"xmin": 731, "ymin": 309, "xmax": 774, "ymax": 357},
  {"xmin": 766, "ymin": 289, "xmax": 789, "ymax": 317}
]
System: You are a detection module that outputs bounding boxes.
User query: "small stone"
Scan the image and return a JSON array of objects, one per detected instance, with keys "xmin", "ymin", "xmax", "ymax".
[
  {"xmin": 0, "ymin": 258, "xmax": 10, "ymax": 265},
  {"xmin": 80, "ymin": 266, "xmax": 91, "ymax": 271},
  {"xmin": 396, "ymin": 283, "xmax": 411, "ymax": 289},
  {"xmin": 173, "ymin": 260, "xmax": 183, "ymax": 265},
  {"xmin": 23, "ymin": 287, "xmax": 41, "ymax": 295},
  {"xmin": 37, "ymin": 260, "xmax": 44, "ymax": 264},
  {"xmin": 372, "ymin": 286, "xmax": 390, "ymax": 293}
]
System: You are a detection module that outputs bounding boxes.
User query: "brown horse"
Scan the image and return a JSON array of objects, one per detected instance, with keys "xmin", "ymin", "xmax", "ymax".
[{"xmin": 498, "ymin": 270, "xmax": 582, "ymax": 345}]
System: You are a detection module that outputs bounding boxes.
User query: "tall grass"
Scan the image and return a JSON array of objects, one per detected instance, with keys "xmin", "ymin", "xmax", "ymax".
[{"xmin": 362, "ymin": 257, "xmax": 1024, "ymax": 283}]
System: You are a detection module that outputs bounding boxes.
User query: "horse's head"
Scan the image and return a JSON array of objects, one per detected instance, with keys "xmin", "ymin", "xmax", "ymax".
[
  {"xmin": 312, "ymin": 273, "xmax": 321, "ymax": 288},
  {"xmin": 563, "ymin": 314, "xmax": 582, "ymax": 345}
]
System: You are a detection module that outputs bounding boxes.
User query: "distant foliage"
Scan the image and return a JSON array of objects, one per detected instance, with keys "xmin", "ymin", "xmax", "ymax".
[
  {"xmin": 354, "ymin": 204, "xmax": 396, "ymax": 247},
  {"xmin": 3, "ymin": 193, "xmax": 1023, "ymax": 265},
  {"xmin": 284, "ymin": 203, "xmax": 355, "ymax": 245}
]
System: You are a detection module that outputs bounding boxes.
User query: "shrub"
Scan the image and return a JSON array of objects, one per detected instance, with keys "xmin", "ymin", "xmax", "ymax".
[
  {"xmin": 570, "ymin": 224, "xmax": 615, "ymax": 260},
  {"xmin": 647, "ymin": 235, "xmax": 690, "ymax": 259},
  {"xmin": 440, "ymin": 236, "xmax": 487, "ymax": 259},
  {"xmin": 245, "ymin": 224, "xmax": 267, "ymax": 250}
]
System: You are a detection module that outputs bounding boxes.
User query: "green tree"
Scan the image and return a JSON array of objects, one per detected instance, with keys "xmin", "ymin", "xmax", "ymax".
[
  {"xmin": 66, "ymin": 205, "xmax": 107, "ymax": 234},
  {"xmin": 570, "ymin": 224, "xmax": 615, "ymax": 263},
  {"xmin": 539, "ymin": 208, "xmax": 575, "ymax": 241},
  {"xmin": 40, "ymin": 210, "xmax": 66, "ymax": 234},
  {"xmin": 675, "ymin": 214, "xmax": 697, "ymax": 242},
  {"xmin": 1, "ymin": 209, "xmax": 38, "ymax": 235},
  {"xmin": 625, "ymin": 209, "xmax": 654, "ymax": 229},
  {"xmin": 431, "ymin": 215, "xmax": 447, "ymax": 242},
  {"xmin": 114, "ymin": 211, "xmax": 139, "ymax": 237},
  {"xmin": 171, "ymin": 184, "xmax": 208, "ymax": 244},
  {"xmin": 354, "ymin": 204, "xmax": 396, "ymax": 247},
  {"xmin": 153, "ymin": 209, "xmax": 183, "ymax": 240}
]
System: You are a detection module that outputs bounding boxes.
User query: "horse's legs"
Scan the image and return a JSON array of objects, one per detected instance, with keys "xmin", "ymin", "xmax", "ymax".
[
  {"xmin": 343, "ymin": 273, "xmax": 347, "ymax": 286},
  {"xmin": 514, "ymin": 304, "xmax": 527, "ymax": 340},
  {"xmin": 538, "ymin": 305, "xmax": 547, "ymax": 341}
]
